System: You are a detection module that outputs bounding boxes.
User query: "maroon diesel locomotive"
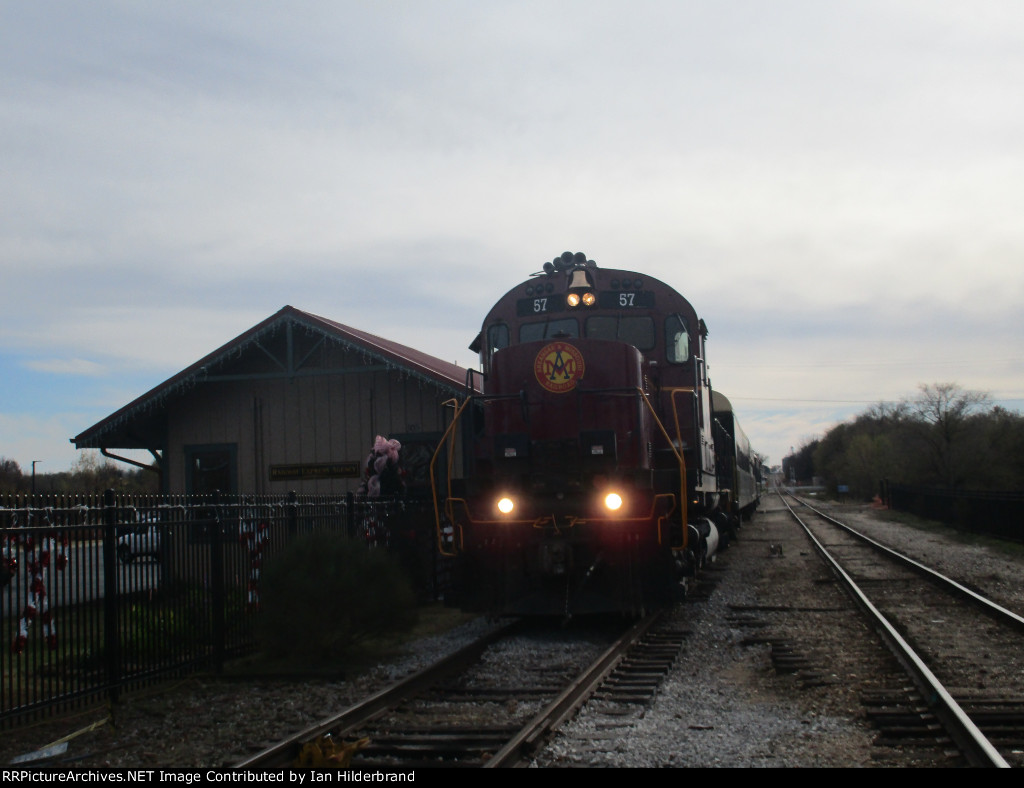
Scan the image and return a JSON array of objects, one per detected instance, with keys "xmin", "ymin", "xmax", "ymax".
[{"xmin": 432, "ymin": 251, "xmax": 759, "ymax": 616}]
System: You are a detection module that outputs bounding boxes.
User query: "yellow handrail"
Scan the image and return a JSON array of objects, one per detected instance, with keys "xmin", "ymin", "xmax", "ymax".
[
  {"xmin": 637, "ymin": 387, "xmax": 690, "ymax": 550},
  {"xmin": 429, "ymin": 397, "xmax": 472, "ymax": 557}
]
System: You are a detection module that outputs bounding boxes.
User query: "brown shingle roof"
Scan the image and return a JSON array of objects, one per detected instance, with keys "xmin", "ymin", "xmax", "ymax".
[{"xmin": 72, "ymin": 305, "xmax": 476, "ymax": 450}]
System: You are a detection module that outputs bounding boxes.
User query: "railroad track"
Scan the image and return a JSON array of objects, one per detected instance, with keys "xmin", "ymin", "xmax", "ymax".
[
  {"xmin": 235, "ymin": 608, "xmax": 690, "ymax": 769},
  {"xmin": 781, "ymin": 492, "xmax": 1024, "ymax": 768}
]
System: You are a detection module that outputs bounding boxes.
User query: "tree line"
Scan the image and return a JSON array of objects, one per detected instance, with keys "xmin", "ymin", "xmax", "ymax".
[
  {"xmin": 0, "ymin": 451, "xmax": 159, "ymax": 496},
  {"xmin": 783, "ymin": 383, "xmax": 1024, "ymax": 500}
]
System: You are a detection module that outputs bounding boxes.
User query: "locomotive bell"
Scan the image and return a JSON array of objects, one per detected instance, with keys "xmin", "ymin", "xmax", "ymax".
[{"xmin": 568, "ymin": 268, "xmax": 591, "ymax": 289}]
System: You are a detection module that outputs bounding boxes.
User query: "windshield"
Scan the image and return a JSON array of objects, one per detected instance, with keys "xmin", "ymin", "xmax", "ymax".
[
  {"xmin": 520, "ymin": 318, "xmax": 579, "ymax": 342},
  {"xmin": 585, "ymin": 315, "xmax": 655, "ymax": 350}
]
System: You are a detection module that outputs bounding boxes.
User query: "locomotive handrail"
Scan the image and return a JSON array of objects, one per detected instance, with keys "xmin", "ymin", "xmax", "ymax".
[
  {"xmin": 667, "ymin": 386, "xmax": 698, "ymax": 455},
  {"xmin": 669, "ymin": 386, "xmax": 719, "ymax": 496},
  {"xmin": 637, "ymin": 387, "xmax": 688, "ymax": 550},
  {"xmin": 430, "ymin": 389, "xmax": 545, "ymax": 556},
  {"xmin": 430, "ymin": 397, "xmax": 472, "ymax": 557}
]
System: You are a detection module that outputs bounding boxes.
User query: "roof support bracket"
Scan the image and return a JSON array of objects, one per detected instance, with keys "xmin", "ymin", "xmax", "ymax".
[{"xmin": 101, "ymin": 448, "xmax": 161, "ymax": 474}]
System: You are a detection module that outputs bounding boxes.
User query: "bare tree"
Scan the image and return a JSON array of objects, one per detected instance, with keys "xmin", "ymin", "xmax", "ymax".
[
  {"xmin": 0, "ymin": 457, "xmax": 25, "ymax": 493},
  {"xmin": 905, "ymin": 383, "xmax": 990, "ymax": 488}
]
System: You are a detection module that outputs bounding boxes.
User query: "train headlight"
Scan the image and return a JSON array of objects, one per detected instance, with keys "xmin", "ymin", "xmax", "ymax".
[
  {"xmin": 497, "ymin": 496, "xmax": 515, "ymax": 515},
  {"xmin": 566, "ymin": 290, "xmax": 596, "ymax": 308},
  {"xmin": 604, "ymin": 492, "xmax": 623, "ymax": 511}
]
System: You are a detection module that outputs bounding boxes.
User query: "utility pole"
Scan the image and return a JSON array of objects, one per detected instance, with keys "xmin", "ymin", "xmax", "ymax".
[{"xmin": 32, "ymin": 460, "xmax": 41, "ymax": 496}]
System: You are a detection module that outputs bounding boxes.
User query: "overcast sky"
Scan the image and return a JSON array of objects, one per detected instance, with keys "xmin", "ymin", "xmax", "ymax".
[{"xmin": 3, "ymin": 1, "xmax": 1023, "ymax": 475}]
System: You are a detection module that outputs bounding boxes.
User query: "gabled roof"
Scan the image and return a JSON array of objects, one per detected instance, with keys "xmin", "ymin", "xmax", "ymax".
[{"xmin": 73, "ymin": 306, "xmax": 477, "ymax": 450}]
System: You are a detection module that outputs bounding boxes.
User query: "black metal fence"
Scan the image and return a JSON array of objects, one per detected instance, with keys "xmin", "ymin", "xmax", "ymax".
[
  {"xmin": 885, "ymin": 483, "xmax": 1024, "ymax": 544},
  {"xmin": 1, "ymin": 491, "xmax": 443, "ymax": 726}
]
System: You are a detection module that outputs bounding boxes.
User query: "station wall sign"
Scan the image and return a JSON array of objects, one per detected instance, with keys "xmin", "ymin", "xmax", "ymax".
[{"xmin": 269, "ymin": 462, "xmax": 361, "ymax": 481}]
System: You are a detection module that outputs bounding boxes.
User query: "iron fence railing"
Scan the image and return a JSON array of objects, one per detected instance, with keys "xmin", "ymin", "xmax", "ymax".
[
  {"xmin": 1, "ymin": 490, "xmax": 442, "ymax": 725},
  {"xmin": 885, "ymin": 483, "xmax": 1024, "ymax": 544}
]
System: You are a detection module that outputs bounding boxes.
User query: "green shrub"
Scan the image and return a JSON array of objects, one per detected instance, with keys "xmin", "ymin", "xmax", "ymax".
[{"xmin": 255, "ymin": 531, "xmax": 418, "ymax": 665}]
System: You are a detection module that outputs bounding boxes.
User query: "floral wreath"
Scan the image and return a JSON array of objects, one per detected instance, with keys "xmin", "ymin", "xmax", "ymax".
[{"xmin": 359, "ymin": 435, "xmax": 405, "ymax": 498}]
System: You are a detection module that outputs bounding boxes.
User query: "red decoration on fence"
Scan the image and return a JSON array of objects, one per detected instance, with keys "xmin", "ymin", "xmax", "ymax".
[
  {"xmin": 239, "ymin": 509, "xmax": 269, "ymax": 611},
  {"xmin": 10, "ymin": 510, "xmax": 69, "ymax": 655}
]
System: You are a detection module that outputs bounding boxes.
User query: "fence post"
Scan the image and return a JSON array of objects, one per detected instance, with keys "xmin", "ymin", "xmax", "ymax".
[
  {"xmin": 346, "ymin": 492, "xmax": 354, "ymax": 538},
  {"xmin": 102, "ymin": 488, "xmax": 120, "ymax": 704},
  {"xmin": 287, "ymin": 490, "xmax": 298, "ymax": 536},
  {"xmin": 210, "ymin": 490, "xmax": 225, "ymax": 674}
]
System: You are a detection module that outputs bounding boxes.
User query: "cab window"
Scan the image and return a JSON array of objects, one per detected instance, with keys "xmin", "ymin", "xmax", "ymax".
[
  {"xmin": 483, "ymin": 324, "xmax": 510, "ymax": 372},
  {"xmin": 520, "ymin": 318, "xmax": 578, "ymax": 343},
  {"xmin": 665, "ymin": 315, "xmax": 690, "ymax": 363},
  {"xmin": 487, "ymin": 323, "xmax": 510, "ymax": 355}
]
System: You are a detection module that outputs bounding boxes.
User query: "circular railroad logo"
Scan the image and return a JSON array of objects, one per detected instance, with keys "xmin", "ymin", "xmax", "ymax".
[{"xmin": 534, "ymin": 341, "xmax": 585, "ymax": 393}]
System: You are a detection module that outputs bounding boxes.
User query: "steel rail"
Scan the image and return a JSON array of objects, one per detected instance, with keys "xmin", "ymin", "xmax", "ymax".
[
  {"xmin": 484, "ymin": 608, "xmax": 666, "ymax": 767},
  {"xmin": 787, "ymin": 493, "xmax": 1024, "ymax": 632},
  {"xmin": 233, "ymin": 620, "xmax": 522, "ymax": 769},
  {"xmin": 779, "ymin": 494, "xmax": 1010, "ymax": 769},
  {"xmin": 236, "ymin": 611, "xmax": 664, "ymax": 770}
]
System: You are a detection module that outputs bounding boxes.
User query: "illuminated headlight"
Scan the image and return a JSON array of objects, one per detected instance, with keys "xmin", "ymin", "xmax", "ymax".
[
  {"xmin": 566, "ymin": 290, "xmax": 596, "ymax": 308},
  {"xmin": 604, "ymin": 492, "xmax": 623, "ymax": 511},
  {"xmin": 497, "ymin": 497, "xmax": 515, "ymax": 515}
]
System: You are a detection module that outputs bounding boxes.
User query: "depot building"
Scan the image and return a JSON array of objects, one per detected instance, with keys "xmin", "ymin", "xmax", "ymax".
[{"xmin": 72, "ymin": 306, "xmax": 473, "ymax": 496}]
